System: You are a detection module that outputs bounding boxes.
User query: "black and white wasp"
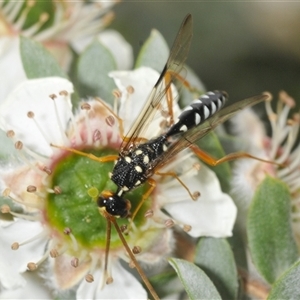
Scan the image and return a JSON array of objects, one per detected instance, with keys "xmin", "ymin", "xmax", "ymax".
[
  {"xmin": 53, "ymin": 13, "xmax": 269, "ymax": 300},
  {"xmin": 96, "ymin": 14, "xmax": 268, "ymax": 220}
]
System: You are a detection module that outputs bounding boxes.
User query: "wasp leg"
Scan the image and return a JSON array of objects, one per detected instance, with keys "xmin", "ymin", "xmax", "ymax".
[
  {"xmin": 189, "ymin": 144, "xmax": 281, "ymax": 166},
  {"xmin": 50, "ymin": 144, "xmax": 118, "ymax": 163},
  {"xmin": 130, "ymin": 178, "xmax": 156, "ymax": 223},
  {"xmin": 164, "ymin": 70, "xmax": 197, "ymax": 127},
  {"xmin": 164, "ymin": 71, "xmax": 175, "ymax": 126},
  {"xmin": 155, "ymin": 170, "xmax": 199, "ymax": 200}
]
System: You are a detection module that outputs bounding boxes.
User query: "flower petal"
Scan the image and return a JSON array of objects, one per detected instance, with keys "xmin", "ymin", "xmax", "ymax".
[
  {"xmin": 98, "ymin": 30, "xmax": 134, "ymax": 70},
  {"xmin": 0, "ymin": 219, "xmax": 47, "ymax": 289},
  {"xmin": 77, "ymin": 260, "xmax": 147, "ymax": 299},
  {"xmin": 72, "ymin": 29, "xmax": 133, "ymax": 70},
  {"xmin": 0, "ymin": 77, "xmax": 74, "ymax": 157},
  {"xmin": 0, "ymin": 271, "xmax": 52, "ymax": 299},
  {"xmin": 163, "ymin": 165, "xmax": 237, "ymax": 238},
  {"xmin": 0, "ymin": 37, "xmax": 26, "ymax": 103},
  {"xmin": 110, "ymin": 67, "xmax": 179, "ymax": 137}
]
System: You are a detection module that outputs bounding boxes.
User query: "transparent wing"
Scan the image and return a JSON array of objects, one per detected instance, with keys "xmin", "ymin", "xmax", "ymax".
[
  {"xmin": 153, "ymin": 93, "xmax": 269, "ymax": 170},
  {"xmin": 120, "ymin": 14, "xmax": 193, "ymax": 152}
]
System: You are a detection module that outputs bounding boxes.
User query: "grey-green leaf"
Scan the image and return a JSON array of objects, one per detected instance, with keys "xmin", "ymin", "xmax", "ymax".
[
  {"xmin": 247, "ymin": 175, "xmax": 298, "ymax": 284},
  {"xmin": 76, "ymin": 40, "xmax": 116, "ymax": 105},
  {"xmin": 169, "ymin": 258, "xmax": 222, "ymax": 300},
  {"xmin": 135, "ymin": 29, "xmax": 169, "ymax": 72},
  {"xmin": 195, "ymin": 237, "xmax": 238, "ymax": 300},
  {"xmin": 268, "ymin": 261, "xmax": 300, "ymax": 299},
  {"xmin": 20, "ymin": 36, "xmax": 67, "ymax": 79}
]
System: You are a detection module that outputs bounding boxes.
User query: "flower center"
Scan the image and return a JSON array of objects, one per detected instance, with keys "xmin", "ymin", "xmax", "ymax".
[{"xmin": 46, "ymin": 147, "xmax": 153, "ymax": 251}]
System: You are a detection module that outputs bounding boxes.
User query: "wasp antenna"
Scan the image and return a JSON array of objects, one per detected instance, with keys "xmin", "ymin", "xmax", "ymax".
[{"xmin": 110, "ymin": 217, "xmax": 160, "ymax": 300}]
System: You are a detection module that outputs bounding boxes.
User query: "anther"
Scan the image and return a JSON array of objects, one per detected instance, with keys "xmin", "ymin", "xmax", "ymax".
[
  {"xmin": 132, "ymin": 246, "xmax": 142, "ymax": 255},
  {"xmin": 15, "ymin": 141, "xmax": 23, "ymax": 150},
  {"xmin": 59, "ymin": 90, "xmax": 68, "ymax": 96},
  {"xmin": 113, "ymin": 89, "xmax": 122, "ymax": 98},
  {"xmin": 27, "ymin": 111, "xmax": 34, "ymax": 118},
  {"xmin": 50, "ymin": 249, "xmax": 59, "ymax": 258},
  {"xmin": 192, "ymin": 191, "xmax": 201, "ymax": 200},
  {"xmin": 106, "ymin": 115, "xmax": 115, "ymax": 127},
  {"xmin": 279, "ymin": 90, "xmax": 296, "ymax": 108},
  {"xmin": 6, "ymin": 130, "xmax": 15, "ymax": 138},
  {"xmin": 81, "ymin": 102, "xmax": 91, "ymax": 110},
  {"xmin": 183, "ymin": 224, "xmax": 192, "ymax": 232},
  {"xmin": 128, "ymin": 261, "xmax": 135, "ymax": 269},
  {"xmin": 71, "ymin": 257, "xmax": 79, "ymax": 268},
  {"xmin": 120, "ymin": 224, "xmax": 128, "ymax": 233},
  {"xmin": 144, "ymin": 209, "xmax": 154, "ymax": 218},
  {"xmin": 193, "ymin": 163, "xmax": 201, "ymax": 171},
  {"xmin": 126, "ymin": 85, "xmax": 134, "ymax": 94},
  {"xmin": 54, "ymin": 186, "xmax": 62, "ymax": 194},
  {"xmin": 11, "ymin": 242, "xmax": 19, "ymax": 250},
  {"xmin": 161, "ymin": 109, "xmax": 170, "ymax": 118},
  {"xmin": 27, "ymin": 0, "xmax": 35, "ymax": 7},
  {"xmin": 1, "ymin": 205, "xmax": 10, "ymax": 213},
  {"xmin": 39, "ymin": 12, "xmax": 49, "ymax": 23},
  {"xmin": 63, "ymin": 227, "xmax": 72, "ymax": 235},
  {"xmin": 159, "ymin": 119, "xmax": 168, "ymax": 130},
  {"xmin": 93, "ymin": 129, "xmax": 101, "ymax": 142},
  {"xmin": 85, "ymin": 274, "xmax": 94, "ymax": 283},
  {"xmin": 106, "ymin": 277, "xmax": 114, "ymax": 284},
  {"xmin": 263, "ymin": 91, "xmax": 273, "ymax": 102},
  {"xmin": 42, "ymin": 166, "xmax": 52, "ymax": 175},
  {"xmin": 165, "ymin": 219, "xmax": 175, "ymax": 228},
  {"xmin": 27, "ymin": 262, "xmax": 38, "ymax": 271},
  {"xmin": 27, "ymin": 185, "xmax": 37, "ymax": 193},
  {"xmin": 2, "ymin": 188, "xmax": 11, "ymax": 197},
  {"xmin": 293, "ymin": 113, "xmax": 300, "ymax": 123},
  {"xmin": 49, "ymin": 94, "xmax": 57, "ymax": 100}
]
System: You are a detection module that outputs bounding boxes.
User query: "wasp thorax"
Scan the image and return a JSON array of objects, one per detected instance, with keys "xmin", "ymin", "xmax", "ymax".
[{"xmin": 97, "ymin": 193, "xmax": 131, "ymax": 218}]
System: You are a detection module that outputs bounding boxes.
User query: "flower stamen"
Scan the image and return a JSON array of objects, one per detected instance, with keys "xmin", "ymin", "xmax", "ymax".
[{"xmin": 81, "ymin": 102, "xmax": 94, "ymax": 145}]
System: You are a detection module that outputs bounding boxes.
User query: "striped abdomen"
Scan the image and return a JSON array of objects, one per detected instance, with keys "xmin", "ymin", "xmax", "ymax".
[{"xmin": 166, "ymin": 90, "xmax": 228, "ymax": 138}]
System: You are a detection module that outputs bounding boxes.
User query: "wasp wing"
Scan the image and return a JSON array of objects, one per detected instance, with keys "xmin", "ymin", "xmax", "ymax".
[
  {"xmin": 120, "ymin": 14, "xmax": 193, "ymax": 153},
  {"xmin": 153, "ymin": 93, "xmax": 270, "ymax": 170}
]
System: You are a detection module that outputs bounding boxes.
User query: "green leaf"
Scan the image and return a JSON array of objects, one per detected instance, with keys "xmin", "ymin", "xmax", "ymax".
[
  {"xmin": 169, "ymin": 258, "xmax": 222, "ymax": 300},
  {"xmin": 196, "ymin": 132, "xmax": 232, "ymax": 193},
  {"xmin": 268, "ymin": 260, "xmax": 300, "ymax": 299},
  {"xmin": 149, "ymin": 271, "xmax": 179, "ymax": 298},
  {"xmin": 247, "ymin": 175, "xmax": 298, "ymax": 284},
  {"xmin": 20, "ymin": 36, "xmax": 67, "ymax": 79},
  {"xmin": 135, "ymin": 29, "xmax": 169, "ymax": 72},
  {"xmin": 76, "ymin": 40, "xmax": 116, "ymax": 105},
  {"xmin": 195, "ymin": 237, "xmax": 239, "ymax": 300}
]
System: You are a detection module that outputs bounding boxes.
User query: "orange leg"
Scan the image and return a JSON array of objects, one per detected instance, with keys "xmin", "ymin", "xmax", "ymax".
[
  {"xmin": 189, "ymin": 144, "xmax": 282, "ymax": 167},
  {"xmin": 164, "ymin": 69, "xmax": 199, "ymax": 127},
  {"xmin": 130, "ymin": 178, "xmax": 156, "ymax": 223},
  {"xmin": 164, "ymin": 71, "xmax": 175, "ymax": 126},
  {"xmin": 155, "ymin": 170, "xmax": 198, "ymax": 200},
  {"xmin": 50, "ymin": 143, "xmax": 118, "ymax": 163}
]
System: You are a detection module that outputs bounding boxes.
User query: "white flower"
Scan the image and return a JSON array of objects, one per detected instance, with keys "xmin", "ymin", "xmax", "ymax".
[
  {"xmin": 0, "ymin": 1, "xmax": 131, "ymax": 101},
  {"xmin": 0, "ymin": 69, "xmax": 237, "ymax": 298},
  {"xmin": 231, "ymin": 91, "xmax": 300, "ymax": 242}
]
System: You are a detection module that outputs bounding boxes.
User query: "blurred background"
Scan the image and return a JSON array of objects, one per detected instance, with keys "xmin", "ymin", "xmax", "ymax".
[{"xmin": 110, "ymin": 1, "xmax": 300, "ymax": 109}]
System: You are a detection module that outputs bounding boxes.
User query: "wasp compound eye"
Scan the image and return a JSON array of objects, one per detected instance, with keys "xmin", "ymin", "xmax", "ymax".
[{"xmin": 97, "ymin": 194, "xmax": 131, "ymax": 218}]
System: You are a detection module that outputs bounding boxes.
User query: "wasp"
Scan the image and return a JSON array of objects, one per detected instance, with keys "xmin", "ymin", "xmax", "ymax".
[{"xmin": 52, "ymin": 13, "xmax": 270, "ymax": 300}]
